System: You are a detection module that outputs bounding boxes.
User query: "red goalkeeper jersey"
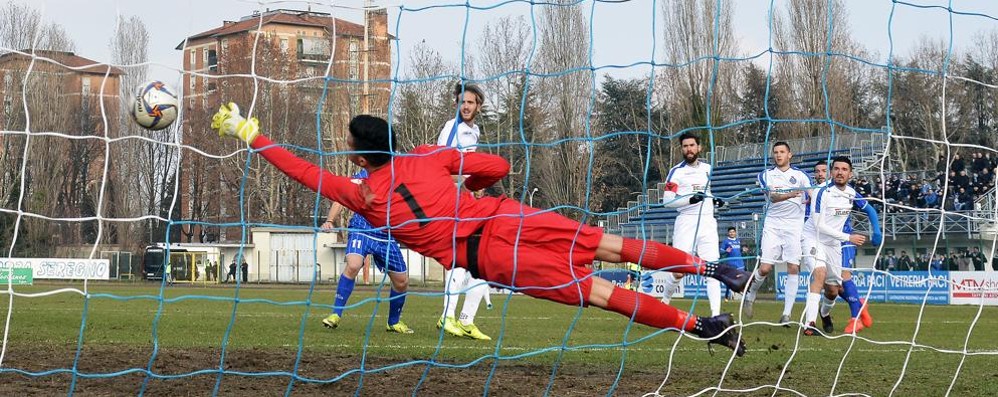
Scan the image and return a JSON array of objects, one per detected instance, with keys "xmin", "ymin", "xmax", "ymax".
[{"xmin": 250, "ymin": 135, "xmax": 510, "ymax": 269}]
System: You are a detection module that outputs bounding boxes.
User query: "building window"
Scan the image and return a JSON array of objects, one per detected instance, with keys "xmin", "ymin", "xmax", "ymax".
[
  {"xmin": 81, "ymin": 77, "xmax": 91, "ymax": 97},
  {"xmin": 190, "ymin": 76, "xmax": 196, "ymax": 91},
  {"xmin": 348, "ymin": 40, "xmax": 359, "ymax": 80},
  {"xmin": 221, "ymin": 39, "xmax": 228, "ymax": 51},
  {"xmin": 189, "ymin": 49, "xmax": 196, "ymax": 67},
  {"xmin": 280, "ymin": 38, "xmax": 288, "ymax": 51},
  {"xmin": 207, "ymin": 49, "xmax": 218, "ymax": 71}
]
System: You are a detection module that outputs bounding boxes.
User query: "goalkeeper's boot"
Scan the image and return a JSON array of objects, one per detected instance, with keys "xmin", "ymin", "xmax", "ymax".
[
  {"xmin": 705, "ymin": 262, "xmax": 751, "ymax": 294},
  {"xmin": 802, "ymin": 321, "xmax": 819, "ymax": 336},
  {"xmin": 820, "ymin": 313, "xmax": 834, "ymax": 334},
  {"xmin": 386, "ymin": 321, "xmax": 414, "ymax": 334},
  {"xmin": 438, "ymin": 316, "xmax": 464, "ymax": 337},
  {"xmin": 779, "ymin": 314, "xmax": 792, "ymax": 328},
  {"xmin": 322, "ymin": 313, "xmax": 341, "ymax": 329},
  {"xmin": 457, "ymin": 322, "xmax": 492, "ymax": 341},
  {"xmin": 844, "ymin": 318, "xmax": 865, "ymax": 334},
  {"xmin": 694, "ymin": 313, "xmax": 746, "ymax": 357},
  {"xmin": 858, "ymin": 299, "xmax": 873, "ymax": 328}
]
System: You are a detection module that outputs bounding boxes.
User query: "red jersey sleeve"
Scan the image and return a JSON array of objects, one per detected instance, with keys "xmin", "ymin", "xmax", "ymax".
[
  {"xmin": 414, "ymin": 145, "xmax": 510, "ymax": 191},
  {"xmin": 250, "ymin": 135, "xmax": 366, "ymax": 210}
]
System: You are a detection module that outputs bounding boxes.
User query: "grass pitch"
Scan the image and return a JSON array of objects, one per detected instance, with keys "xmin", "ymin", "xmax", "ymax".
[{"xmin": 1, "ymin": 281, "xmax": 996, "ymax": 396}]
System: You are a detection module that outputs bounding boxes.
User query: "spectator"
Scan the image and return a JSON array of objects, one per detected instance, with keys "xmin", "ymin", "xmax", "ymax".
[
  {"xmin": 957, "ymin": 251, "xmax": 972, "ymax": 271},
  {"xmin": 973, "ymin": 152, "xmax": 989, "ymax": 173},
  {"xmin": 936, "ymin": 155, "xmax": 947, "ymax": 173},
  {"xmin": 947, "ymin": 253, "xmax": 960, "ymax": 271},
  {"xmin": 898, "ymin": 251, "xmax": 913, "ymax": 271},
  {"xmin": 954, "ymin": 187, "xmax": 972, "ymax": 211},
  {"xmin": 923, "ymin": 189, "xmax": 939, "ymax": 209},
  {"xmin": 970, "ymin": 247, "xmax": 986, "ymax": 271},
  {"xmin": 930, "ymin": 254, "xmax": 945, "ymax": 271},
  {"xmin": 241, "ymin": 261, "xmax": 249, "ymax": 283},
  {"xmin": 951, "ymin": 153, "xmax": 965, "ymax": 173},
  {"xmin": 226, "ymin": 260, "xmax": 237, "ymax": 282}
]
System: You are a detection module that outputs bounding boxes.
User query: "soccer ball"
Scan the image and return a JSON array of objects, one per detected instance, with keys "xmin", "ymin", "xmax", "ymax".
[{"xmin": 131, "ymin": 80, "xmax": 178, "ymax": 130}]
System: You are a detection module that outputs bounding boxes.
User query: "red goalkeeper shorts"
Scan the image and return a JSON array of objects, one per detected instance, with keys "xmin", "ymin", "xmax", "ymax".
[{"xmin": 477, "ymin": 200, "xmax": 604, "ymax": 306}]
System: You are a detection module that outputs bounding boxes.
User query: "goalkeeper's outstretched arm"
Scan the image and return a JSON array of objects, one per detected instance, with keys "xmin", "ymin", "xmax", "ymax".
[{"xmin": 210, "ymin": 102, "xmax": 365, "ymax": 212}]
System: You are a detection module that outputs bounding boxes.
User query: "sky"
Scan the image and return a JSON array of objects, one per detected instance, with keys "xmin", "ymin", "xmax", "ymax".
[{"xmin": 8, "ymin": 0, "xmax": 998, "ymax": 87}]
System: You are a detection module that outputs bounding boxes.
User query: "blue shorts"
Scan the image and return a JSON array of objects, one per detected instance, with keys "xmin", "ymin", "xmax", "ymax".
[
  {"xmin": 346, "ymin": 232, "xmax": 407, "ymax": 273},
  {"xmin": 841, "ymin": 244, "xmax": 857, "ymax": 269}
]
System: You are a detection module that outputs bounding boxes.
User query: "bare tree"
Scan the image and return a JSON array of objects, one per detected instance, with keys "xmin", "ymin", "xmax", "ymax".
[
  {"xmin": 660, "ymin": 0, "xmax": 739, "ymax": 141},
  {"xmin": 531, "ymin": 1, "xmax": 594, "ymax": 218},
  {"xmin": 392, "ymin": 42, "xmax": 454, "ymax": 151},
  {"xmin": 772, "ymin": 0, "xmax": 873, "ymax": 139},
  {"xmin": 474, "ymin": 15, "xmax": 537, "ymax": 198}
]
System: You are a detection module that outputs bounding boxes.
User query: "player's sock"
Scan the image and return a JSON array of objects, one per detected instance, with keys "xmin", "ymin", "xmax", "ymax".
[
  {"xmin": 706, "ymin": 278, "xmax": 722, "ymax": 316},
  {"xmin": 783, "ymin": 273, "xmax": 799, "ymax": 316},
  {"xmin": 747, "ymin": 269, "xmax": 766, "ymax": 298},
  {"xmin": 804, "ymin": 292, "xmax": 821, "ymax": 325},
  {"xmin": 819, "ymin": 295, "xmax": 836, "ymax": 318},
  {"xmin": 605, "ymin": 287, "xmax": 696, "ymax": 331},
  {"xmin": 660, "ymin": 274, "xmax": 679, "ymax": 304},
  {"xmin": 333, "ymin": 274, "xmax": 355, "ymax": 317},
  {"xmin": 388, "ymin": 288, "xmax": 406, "ymax": 325},
  {"xmin": 620, "ymin": 239, "xmax": 703, "ymax": 274},
  {"xmin": 459, "ymin": 278, "xmax": 488, "ymax": 326},
  {"xmin": 442, "ymin": 267, "xmax": 465, "ymax": 319},
  {"xmin": 841, "ymin": 280, "xmax": 862, "ymax": 318}
]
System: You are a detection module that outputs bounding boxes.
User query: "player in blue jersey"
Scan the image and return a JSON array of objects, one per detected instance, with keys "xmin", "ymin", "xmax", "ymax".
[
  {"xmin": 720, "ymin": 226, "xmax": 745, "ymax": 300},
  {"xmin": 320, "ymin": 169, "xmax": 413, "ymax": 334}
]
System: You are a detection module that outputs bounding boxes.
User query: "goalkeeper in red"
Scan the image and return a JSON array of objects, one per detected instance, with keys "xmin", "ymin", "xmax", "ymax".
[{"xmin": 210, "ymin": 103, "xmax": 750, "ymax": 356}]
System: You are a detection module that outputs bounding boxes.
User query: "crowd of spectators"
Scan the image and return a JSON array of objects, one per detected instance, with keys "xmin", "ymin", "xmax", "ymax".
[
  {"xmin": 860, "ymin": 151, "xmax": 996, "ymax": 213},
  {"xmin": 876, "ymin": 247, "xmax": 996, "ymax": 272}
]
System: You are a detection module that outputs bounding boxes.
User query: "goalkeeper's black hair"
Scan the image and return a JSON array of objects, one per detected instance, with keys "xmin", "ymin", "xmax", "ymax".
[
  {"xmin": 349, "ymin": 115, "xmax": 395, "ymax": 166},
  {"xmin": 815, "ymin": 159, "xmax": 827, "ymax": 167},
  {"xmin": 727, "ymin": 226, "xmax": 737, "ymax": 232}
]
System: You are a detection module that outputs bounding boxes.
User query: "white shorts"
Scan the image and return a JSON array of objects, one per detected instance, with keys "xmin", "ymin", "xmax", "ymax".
[
  {"xmin": 760, "ymin": 226, "xmax": 802, "ymax": 265},
  {"xmin": 672, "ymin": 215, "xmax": 719, "ymax": 261},
  {"xmin": 812, "ymin": 242, "xmax": 844, "ymax": 285},
  {"xmin": 800, "ymin": 234, "xmax": 818, "ymax": 272}
]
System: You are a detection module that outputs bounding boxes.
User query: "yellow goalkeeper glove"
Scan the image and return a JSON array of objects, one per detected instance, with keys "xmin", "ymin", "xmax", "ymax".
[{"xmin": 211, "ymin": 102, "xmax": 260, "ymax": 144}]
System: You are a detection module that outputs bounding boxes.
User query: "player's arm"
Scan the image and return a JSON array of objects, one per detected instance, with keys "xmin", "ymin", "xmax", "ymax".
[
  {"xmin": 660, "ymin": 181, "xmax": 688, "ymax": 208},
  {"xmin": 211, "ymin": 103, "xmax": 364, "ymax": 210},
  {"xmin": 854, "ymin": 192, "xmax": 883, "ymax": 246},
  {"xmin": 431, "ymin": 145, "xmax": 510, "ymax": 191},
  {"xmin": 322, "ymin": 202, "xmax": 345, "ymax": 230}
]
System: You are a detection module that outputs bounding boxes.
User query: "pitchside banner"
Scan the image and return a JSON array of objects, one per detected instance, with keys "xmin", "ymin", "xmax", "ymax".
[
  {"xmin": 948, "ymin": 271, "xmax": 998, "ymax": 305},
  {"xmin": 637, "ymin": 271, "xmax": 685, "ymax": 299},
  {"xmin": 0, "ymin": 258, "xmax": 110, "ymax": 280},
  {"xmin": 777, "ymin": 271, "xmax": 951, "ymax": 305}
]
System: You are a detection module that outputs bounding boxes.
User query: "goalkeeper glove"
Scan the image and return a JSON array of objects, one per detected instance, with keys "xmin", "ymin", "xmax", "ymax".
[
  {"xmin": 211, "ymin": 102, "xmax": 260, "ymax": 144},
  {"xmin": 712, "ymin": 197, "xmax": 726, "ymax": 208},
  {"xmin": 688, "ymin": 192, "xmax": 705, "ymax": 205}
]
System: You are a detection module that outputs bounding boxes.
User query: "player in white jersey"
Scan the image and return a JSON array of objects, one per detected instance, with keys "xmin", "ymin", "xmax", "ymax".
[
  {"xmin": 800, "ymin": 156, "xmax": 881, "ymax": 335},
  {"xmin": 743, "ymin": 142, "xmax": 812, "ymax": 325},
  {"xmin": 659, "ymin": 132, "xmax": 726, "ymax": 316},
  {"xmin": 435, "ymin": 83, "xmax": 493, "ymax": 341}
]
